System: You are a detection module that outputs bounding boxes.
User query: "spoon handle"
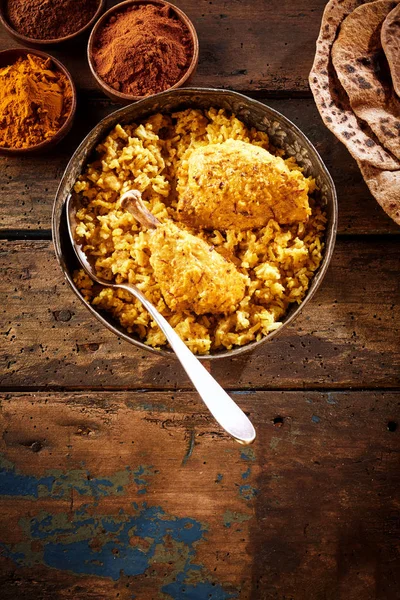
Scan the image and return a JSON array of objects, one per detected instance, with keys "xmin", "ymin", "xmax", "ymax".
[{"xmin": 120, "ymin": 284, "xmax": 256, "ymax": 445}]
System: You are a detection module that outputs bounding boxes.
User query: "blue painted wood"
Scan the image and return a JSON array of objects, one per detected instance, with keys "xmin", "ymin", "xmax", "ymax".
[
  {"xmin": 0, "ymin": 391, "xmax": 399, "ymax": 599},
  {"xmin": 0, "ymin": 454, "xmax": 243, "ymax": 598}
]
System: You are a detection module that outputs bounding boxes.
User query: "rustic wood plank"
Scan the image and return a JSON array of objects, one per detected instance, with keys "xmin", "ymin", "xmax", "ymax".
[
  {"xmin": 1, "ymin": 238, "xmax": 399, "ymax": 390},
  {"xmin": 1, "ymin": 97, "xmax": 399, "ymax": 235},
  {"xmin": 0, "ymin": 0, "xmax": 327, "ymax": 94},
  {"xmin": 0, "ymin": 390, "xmax": 399, "ymax": 599}
]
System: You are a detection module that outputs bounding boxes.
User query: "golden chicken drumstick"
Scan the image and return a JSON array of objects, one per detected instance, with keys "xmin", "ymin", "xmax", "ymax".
[
  {"xmin": 120, "ymin": 190, "xmax": 247, "ymax": 316},
  {"xmin": 177, "ymin": 139, "xmax": 311, "ymax": 230}
]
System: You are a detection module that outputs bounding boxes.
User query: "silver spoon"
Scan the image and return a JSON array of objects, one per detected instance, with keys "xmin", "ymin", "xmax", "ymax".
[{"xmin": 66, "ymin": 192, "xmax": 256, "ymax": 445}]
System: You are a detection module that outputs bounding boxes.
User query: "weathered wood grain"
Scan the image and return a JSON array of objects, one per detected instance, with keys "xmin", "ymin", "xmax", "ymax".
[
  {"xmin": 1, "ymin": 97, "xmax": 399, "ymax": 235},
  {"xmin": 1, "ymin": 1, "xmax": 399, "ymax": 598},
  {"xmin": 1, "ymin": 238, "xmax": 399, "ymax": 390},
  {"xmin": 0, "ymin": 390, "xmax": 399, "ymax": 599},
  {"xmin": 0, "ymin": 0, "xmax": 327, "ymax": 94}
]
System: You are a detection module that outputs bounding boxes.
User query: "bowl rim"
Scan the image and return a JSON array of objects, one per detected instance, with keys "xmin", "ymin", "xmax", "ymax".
[
  {"xmin": 0, "ymin": 48, "xmax": 77, "ymax": 155},
  {"xmin": 52, "ymin": 87, "xmax": 338, "ymax": 361},
  {"xmin": 0, "ymin": 0, "xmax": 106, "ymax": 45},
  {"xmin": 87, "ymin": 0, "xmax": 199, "ymax": 102}
]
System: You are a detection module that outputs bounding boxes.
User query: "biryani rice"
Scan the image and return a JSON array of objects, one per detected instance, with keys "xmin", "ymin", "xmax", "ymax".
[{"xmin": 73, "ymin": 108, "xmax": 326, "ymax": 354}]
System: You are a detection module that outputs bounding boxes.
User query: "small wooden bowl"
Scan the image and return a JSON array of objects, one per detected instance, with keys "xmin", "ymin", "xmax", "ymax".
[
  {"xmin": 0, "ymin": 0, "xmax": 105, "ymax": 46},
  {"xmin": 87, "ymin": 0, "xmax": 199, "ymax": 104},
  {"xmin": 0, "ymin": 49, "xmax": 77, "ymax": 156}
]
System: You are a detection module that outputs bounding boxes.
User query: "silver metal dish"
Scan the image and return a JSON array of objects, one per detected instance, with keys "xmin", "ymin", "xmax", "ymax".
[{"xmin": 52, "ymin": 88, "xmax": 338, "ymax": 360}]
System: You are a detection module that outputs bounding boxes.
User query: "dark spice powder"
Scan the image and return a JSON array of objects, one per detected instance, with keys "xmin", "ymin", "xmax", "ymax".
[
  {"xmin": 7, "ymin": 0, "xmax": 100, "ymax": 40},
  {"xmin": 92, "ymin": 4, "xmax": 193, "ymax": 96}
]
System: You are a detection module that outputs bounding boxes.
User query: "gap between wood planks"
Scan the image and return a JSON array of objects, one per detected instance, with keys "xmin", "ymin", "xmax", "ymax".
[
  {"xmin": 1, "ymin": 386, "xmax": 400, "ymax": 393},
  {"xmin": 0, "ymin": 231, "xmax": 399, "ymax": 241},
  {"xmin": 77, "ymin": 89, "xmax": 316, "ymax": 100},
  {"xmin": 0, "ymin": 230, "xmax": 53, "ymax": 240}
]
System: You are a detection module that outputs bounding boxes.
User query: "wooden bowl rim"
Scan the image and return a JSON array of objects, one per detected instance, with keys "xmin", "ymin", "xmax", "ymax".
[
  {"xmin": 0, "ymin": 48, "xmax": 77, "ymax": 155},
  {"xmin": 0, "ymin": 0, "xmax": 106, "ymax": 45},
  {"xmin": 87, "ymin": 0, "xmax": 199, "ymax": 103}
]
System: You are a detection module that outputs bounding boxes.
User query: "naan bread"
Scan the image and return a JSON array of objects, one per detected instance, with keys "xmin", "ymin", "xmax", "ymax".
[
  {"xmin": 332, "ymin": 0, "xmax": 400, "ymax": 161},
  {"xmin": 309, "ymin": 0, "xmax": 400, "ymax": 171},
  {"xmin": 310, "ymin": 0, "xmax": 400, "ymax": 225},
  {"xmin": 359, "ymin": 161, "xmax": 400, "ymax": 222},
  {"xmin": 381, "ymin": 3, "xmax": 400, "ymax": 97}
]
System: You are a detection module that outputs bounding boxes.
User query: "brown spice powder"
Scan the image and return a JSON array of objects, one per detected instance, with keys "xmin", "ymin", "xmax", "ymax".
[
  {"xmin": 7, "ymin": 0, "xmax": 99, "ymax": 40},
  {"xmin": 92, "ymin": 4, "xmax": 193, "ymax": 96}
]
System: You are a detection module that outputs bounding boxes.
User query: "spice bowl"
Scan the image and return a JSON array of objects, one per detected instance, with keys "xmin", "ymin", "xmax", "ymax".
[
  {"xmin": 0, "ymin": 0, "xmax": 106, "ymax": 46},
  {"xmin": 87, "ymin": 0, "xmax": 199, "ymax": 104},
  {"xmin": 0, "ymin": 48, "xmax": 77, "ymax": 155}
]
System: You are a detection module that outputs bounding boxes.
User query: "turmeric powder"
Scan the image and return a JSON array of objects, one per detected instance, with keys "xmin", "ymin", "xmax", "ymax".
[{"xmin": 0, "ymin": 54, "xmax": 73, "ymax": 149}]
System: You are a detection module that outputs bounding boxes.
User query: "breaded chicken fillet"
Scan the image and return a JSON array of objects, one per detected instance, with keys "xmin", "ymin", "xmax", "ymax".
[
  {"xmin": 177, "ymin": 139, "xmax": 311, "ymax": 230},
  {"xmin": 120, "ymin": 190, "xmax": 246, "ymax": 315},
  {"xmin": 149, "ymin": 221, "xmax": 246, "ymax": 315}
]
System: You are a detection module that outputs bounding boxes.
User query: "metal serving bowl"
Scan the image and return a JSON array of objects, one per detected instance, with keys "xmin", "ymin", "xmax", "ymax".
[{"xmin": 52, "ymin": 88, "xmax": 337, "ymax": 360}]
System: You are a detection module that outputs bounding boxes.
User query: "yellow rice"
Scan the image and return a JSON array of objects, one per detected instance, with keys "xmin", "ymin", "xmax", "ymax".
[{"xmin": 73, "ymin": 108, "xmax": 326, "ymax": 354}]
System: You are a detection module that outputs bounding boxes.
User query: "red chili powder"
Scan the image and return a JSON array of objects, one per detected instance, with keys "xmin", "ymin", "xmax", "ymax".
[{"xmin": 92, "ymin": 4, "xmax": 194, "ymax": 96}]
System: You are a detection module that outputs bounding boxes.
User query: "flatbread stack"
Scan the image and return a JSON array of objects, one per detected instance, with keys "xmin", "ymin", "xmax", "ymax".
[{"xmin": 310, "ymin": 0, "xmax": 400, "ymax": 225}]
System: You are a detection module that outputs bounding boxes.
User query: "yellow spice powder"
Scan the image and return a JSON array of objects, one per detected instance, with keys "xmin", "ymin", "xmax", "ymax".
[{"xmin": 0, "ymin": 53, "xmax": 73, "ymax": 149}]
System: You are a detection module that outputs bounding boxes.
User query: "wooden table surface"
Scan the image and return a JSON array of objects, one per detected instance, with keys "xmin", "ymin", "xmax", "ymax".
[{"xmin": 0, "ymin": 1, "xmax": 399, "ymax": 599}]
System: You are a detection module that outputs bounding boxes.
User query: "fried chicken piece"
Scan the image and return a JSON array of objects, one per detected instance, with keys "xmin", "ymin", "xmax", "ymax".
[
  {"xmin": 120, "ymin": 191, "xmax": 246, "ymax": 315},
  {"xmin": 177, "ymin": 139, "xmax": 311, "ymax": 230},
  {"xmin": 149, "ymin": 221, "xmax": 246, "ymax": 314}
]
